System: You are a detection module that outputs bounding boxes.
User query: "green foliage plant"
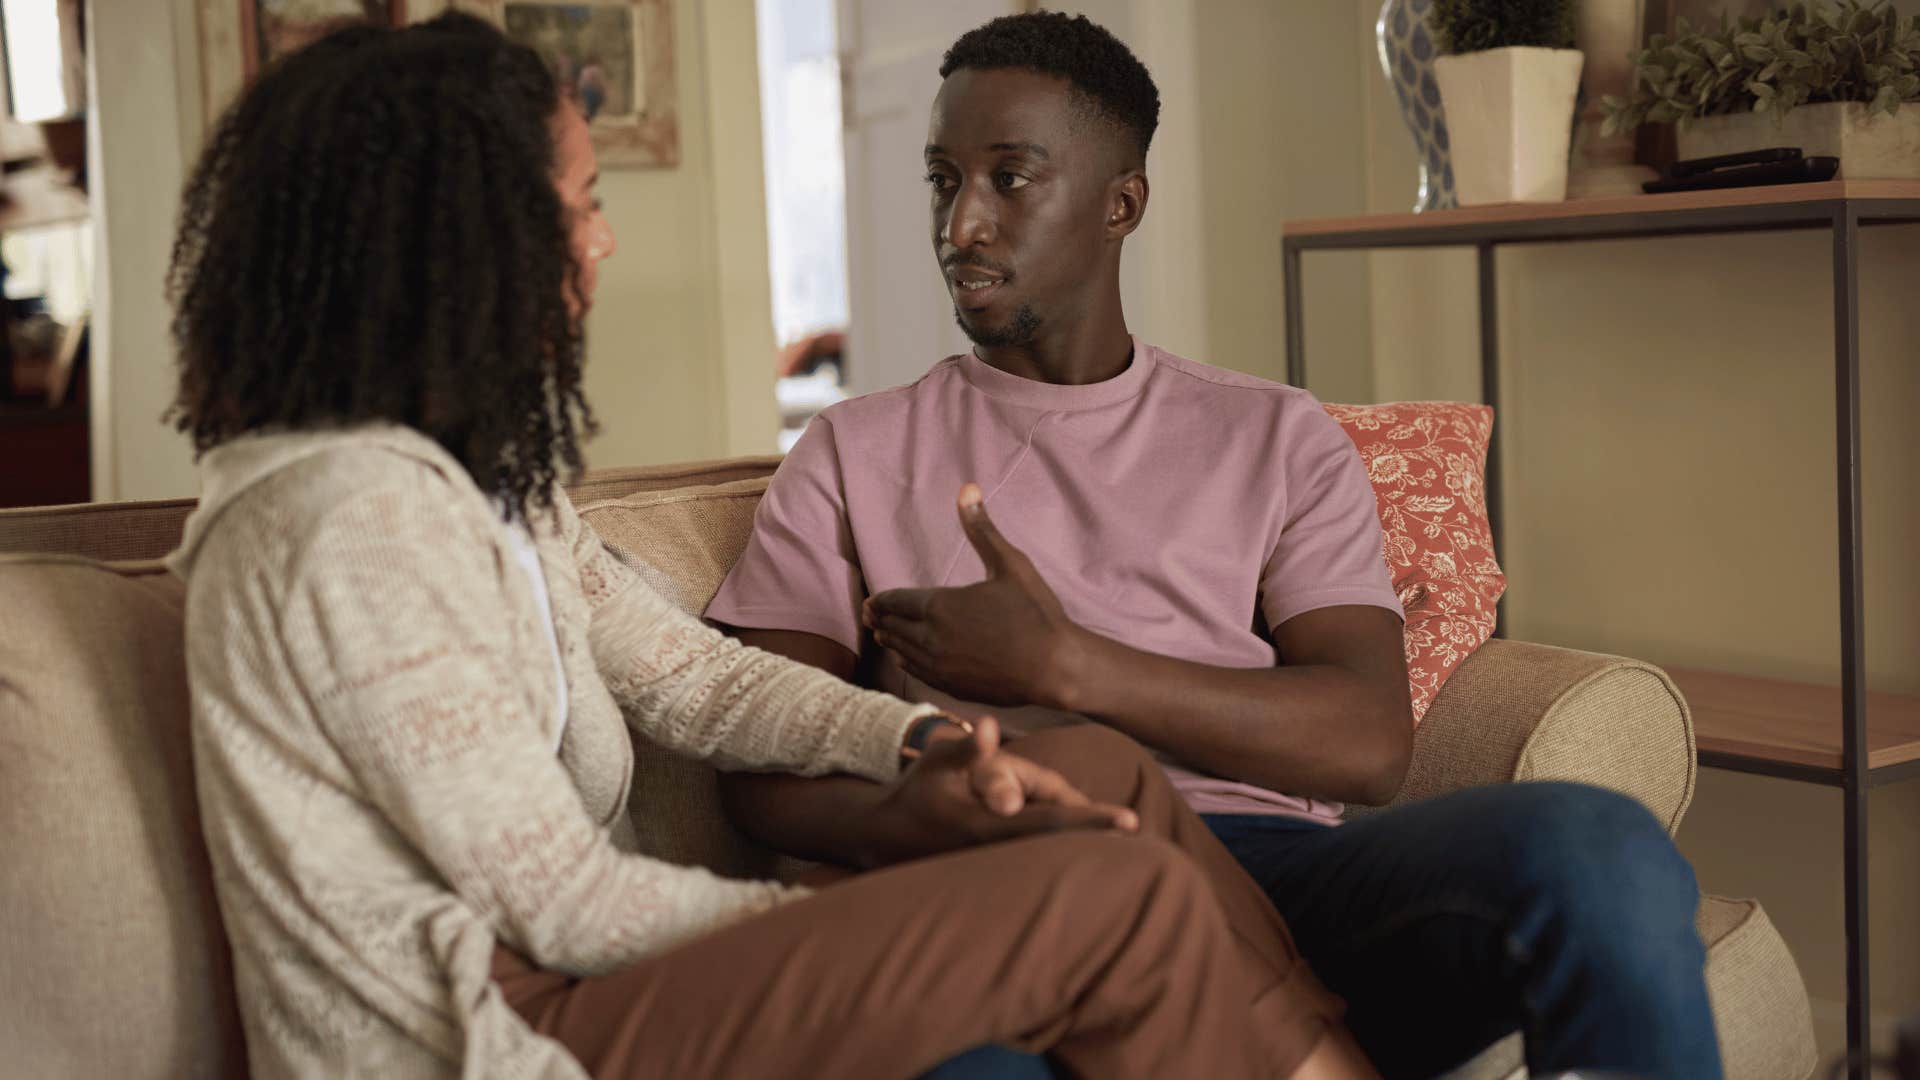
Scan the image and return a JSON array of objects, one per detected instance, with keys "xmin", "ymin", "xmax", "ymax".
[
  {"xmin": 1431, "ymin": 0, "xmax": 1579, "ymax": 54},
  {"xmin": 1603, "ymin": 0, "xmax": 1920, "ymax": 135}
]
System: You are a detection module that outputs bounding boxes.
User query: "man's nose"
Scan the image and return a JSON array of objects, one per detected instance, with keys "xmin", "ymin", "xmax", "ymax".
[{"xmin": 942, "ymin": 179, "xmax": 996, "ymax": 249}]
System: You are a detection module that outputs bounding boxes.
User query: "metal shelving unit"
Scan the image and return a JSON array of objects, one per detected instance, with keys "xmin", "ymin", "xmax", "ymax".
[{"xmin": 1283, "ymin": 180, "xmax": 1920, "ymax": 1077}]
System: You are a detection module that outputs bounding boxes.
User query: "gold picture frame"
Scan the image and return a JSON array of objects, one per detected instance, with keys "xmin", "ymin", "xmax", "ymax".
[
  {"xmin": 196, "ymin": 1, "xmax": 409, "ymax": 124},
  {"xmin": 453, "ymin": 0, "xmax": 680, "ymax": 169},
  {"xmin": 196, "ymin": 0, "xmax": 678, "ymax": 170}
]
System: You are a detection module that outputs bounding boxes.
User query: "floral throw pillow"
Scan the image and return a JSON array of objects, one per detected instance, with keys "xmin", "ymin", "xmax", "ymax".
[{"xmin": 1322, "ymin": 401, "xmax": 1506, "ymax": 724}]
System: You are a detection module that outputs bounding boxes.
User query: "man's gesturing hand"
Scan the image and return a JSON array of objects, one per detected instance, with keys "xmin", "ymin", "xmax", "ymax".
[
  {"xmin": 861, "ymin": 715, "xmax": 1136, "ymax": 867},
  {"xmin": 864, "ymin": 484, "xmax": 1082, "ymax": 708}
]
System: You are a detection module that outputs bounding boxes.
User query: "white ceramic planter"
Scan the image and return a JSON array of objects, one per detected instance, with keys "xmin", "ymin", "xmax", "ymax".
[
  {"xmin": 1677, "ymin": 101, "xmax": 1920, "ymax": 180},
  {"xmin": 1433, "ymin": 46, "xmax": 1585, "ymax": 205}
]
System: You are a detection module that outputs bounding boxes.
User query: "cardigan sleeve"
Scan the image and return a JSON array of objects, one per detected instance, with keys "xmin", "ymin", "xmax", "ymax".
[
  {"xmin": 280, "ymin": 480, "xmax": 808, "ymax": 975},
  {"xmin": 551, "ymin": 488, "xmax": 935, "ymax": 784}
]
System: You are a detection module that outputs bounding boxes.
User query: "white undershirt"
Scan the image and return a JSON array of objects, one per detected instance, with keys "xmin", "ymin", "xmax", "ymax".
[{"xmin": 501, "ymin": 516, "xmax": 569, "ymax": 753}]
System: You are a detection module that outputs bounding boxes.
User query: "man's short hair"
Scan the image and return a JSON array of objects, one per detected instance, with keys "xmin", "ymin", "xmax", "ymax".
[{"xmin": 939, "ymin": 12, "xmax": 1160, "ymax": 163}]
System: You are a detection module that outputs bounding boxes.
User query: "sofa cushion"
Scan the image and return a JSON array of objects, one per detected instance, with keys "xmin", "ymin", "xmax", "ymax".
[
  {"xmin": 568, "ymin": 455, "xmax": 783, "ymax": 504},
  {"xmin": 0, "ymin": 497, "xmax": 197, "ymax": 563},
  {"xmin": 0, "ymin": 555, "xmax": 245, "ymax": 1078},
  {"xmin": 1701, "ymin": 895, "xmax": 1818, "ymax": 1080},
  {"xmin": 1392, "ymin": 639, "xmax": 1697, "ymax": 835},
  {"xmin": 579, "ymin": 475, "xmax": 773, "ymax": 617},
  {"xmin": 1325, "ymin": 402, "xmax": 1506, "ymax": 725},
  {"xmin": 577, "ymin": 477, "xmax": 782, "ymax": 880}
]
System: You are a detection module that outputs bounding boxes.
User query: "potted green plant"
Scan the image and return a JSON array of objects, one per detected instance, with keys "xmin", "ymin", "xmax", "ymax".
[
  {"xmin": 1603, "ymin": 1, "xmax": 1920, "ymax": 179},
  {"xmin": 1431, "ymin": 0, "xmax": 1586, "ymax": 204}
]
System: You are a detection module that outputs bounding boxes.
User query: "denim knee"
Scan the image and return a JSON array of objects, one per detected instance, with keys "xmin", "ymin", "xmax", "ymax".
[
  {"xmin": 1502, "ymin": 783, "xmax": 1699, "ymax": 933},
  {"xmin": 919, "ymin": 1045, "xmax": 1055, "ymax": 1080}
]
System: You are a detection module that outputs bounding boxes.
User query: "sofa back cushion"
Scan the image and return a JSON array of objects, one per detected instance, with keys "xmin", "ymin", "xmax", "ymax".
[
  {"xmin": 0, "ymin": 555, "xmax": 245, "ymax": 1078},
  {"xmin": 0, "ymin": 498, "xmax": 198, "ymax": 563},
  {"xmin": 0, "ymin": 459, "xmax": 782, "ymax": 1080},
  {"xmin": 576, "ymin": 476, "xmax": 784, "ymax": 880}
]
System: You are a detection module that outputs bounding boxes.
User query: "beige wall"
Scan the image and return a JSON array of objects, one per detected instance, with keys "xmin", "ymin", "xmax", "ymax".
[
  {"xmin": 1354, "ymin": 6, "xmax": 1920, "ymax": 1056},
  {"xmin": 1046, "ymin": 0, "xmax": 1376, "ymax": 394},
  {"xmin": 1193, "ymin": 0, "xmax": 1375, "ymax": 402},
  {"xmin": 1486, "ymin": 229, "xmax": 1920, "ymax": 1055},
  {"xmin": 88, "ymin": 0, "xmax": 777, "ymax": 501},
  {"xmin": 87, "ymin": 0, "xmax": 198, "ymax": 502},
  {"xmin": 579, "ymin": 0, "xmax": 779, "ymax": 470}
]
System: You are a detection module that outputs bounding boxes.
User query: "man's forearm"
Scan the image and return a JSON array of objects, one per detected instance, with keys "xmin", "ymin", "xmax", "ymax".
[
  {"xmin": 715, "ymin": 627, "xmax": 911, "ymax": 868},
  {"xmin": 717, "ymin": 771, "xmax": 897, "ymax": 869},
  {"xmin": 1049, "ymin": 616, "xmax": 1412, "ymax": 805}
]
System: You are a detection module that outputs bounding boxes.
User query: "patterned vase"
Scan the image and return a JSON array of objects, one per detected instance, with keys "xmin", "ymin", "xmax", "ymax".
[{"xmin": 1377, "ymin": 0, "xmax": 1457, "ymax": 212}]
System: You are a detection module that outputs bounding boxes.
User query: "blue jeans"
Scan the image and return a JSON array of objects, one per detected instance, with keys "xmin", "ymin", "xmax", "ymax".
[{"xmin": 926, "ymin": 782, "xmax": 1721, "ymax": 1080}]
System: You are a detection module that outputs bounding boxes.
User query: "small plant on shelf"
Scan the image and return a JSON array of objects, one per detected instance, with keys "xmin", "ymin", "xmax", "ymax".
[
  {"xmin": 1428, "ymin": 0, "xmax": 1586, "ymax": 204},
  {"xmin": 1430, "ymin": 0, "xmax": 1577, "ymax": 54},
  {"xmin": 1603, "ymin": 0, "xmax": 1920, "ymax": 135}
]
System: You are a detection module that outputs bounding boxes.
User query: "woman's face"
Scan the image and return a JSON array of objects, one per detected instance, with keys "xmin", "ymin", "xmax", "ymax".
[{"xmin": 553, "ymin": 103, "xmax": 614, "ymax": 314}]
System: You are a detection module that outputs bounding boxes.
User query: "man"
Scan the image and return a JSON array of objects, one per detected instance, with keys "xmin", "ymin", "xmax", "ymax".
[{"xmin": 709, "ymin": 13, "xmax": 1721, "ymax": 1080}]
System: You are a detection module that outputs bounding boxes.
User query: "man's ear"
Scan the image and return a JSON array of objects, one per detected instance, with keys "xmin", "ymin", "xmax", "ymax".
[{"xmin": 1105, "ymin": 170, "xmax": 1149, "ymax": 239}]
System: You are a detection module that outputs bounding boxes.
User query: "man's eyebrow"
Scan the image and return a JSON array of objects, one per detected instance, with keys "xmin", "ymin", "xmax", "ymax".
[{"xmin": 922, "ymin": 142, "xmax": 1052, "ymax": 159}]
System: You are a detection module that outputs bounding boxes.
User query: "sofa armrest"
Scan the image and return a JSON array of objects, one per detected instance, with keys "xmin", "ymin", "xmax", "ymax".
[{"xmin": 1383, "ymin": 639, "xmax": 1698, "ymax": 834}]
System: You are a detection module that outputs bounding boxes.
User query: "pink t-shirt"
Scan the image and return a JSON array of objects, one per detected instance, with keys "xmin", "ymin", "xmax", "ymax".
[{"xmin": 708, "ymin": 339, "xmax": 1402, "ymax": 824}]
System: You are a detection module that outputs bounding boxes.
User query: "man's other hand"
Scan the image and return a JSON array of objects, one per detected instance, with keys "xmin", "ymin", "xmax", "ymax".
[{"xmin": 864, "ymin": 483, "xmax": 1083, "ymax": 708}]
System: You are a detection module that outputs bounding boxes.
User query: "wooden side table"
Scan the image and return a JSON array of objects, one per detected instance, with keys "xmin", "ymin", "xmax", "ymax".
[{"xmin": 1283, "ymin": 181, "xmax": 1920, "ymax": 1077}]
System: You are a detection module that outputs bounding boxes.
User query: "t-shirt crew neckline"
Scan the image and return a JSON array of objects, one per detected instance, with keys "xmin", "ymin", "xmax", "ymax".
[{"xmin": 955, "ymin": 335, "xmax": 1156, "ymax": 412}]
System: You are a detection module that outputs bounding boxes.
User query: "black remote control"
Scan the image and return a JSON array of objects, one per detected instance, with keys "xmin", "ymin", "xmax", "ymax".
[
  {"xmin": 1669, "ymin": 146, "xmax": 1803, "ymax": 178},
  {"xmin": 1643, "ymin": 156, "xmax": 1838, "ymax": 193}
]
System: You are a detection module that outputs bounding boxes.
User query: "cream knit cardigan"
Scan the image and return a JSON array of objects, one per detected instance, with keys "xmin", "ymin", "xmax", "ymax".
[{"xmin": 167, "ymin": 425, "xmax": 936, "ymax": 1078}]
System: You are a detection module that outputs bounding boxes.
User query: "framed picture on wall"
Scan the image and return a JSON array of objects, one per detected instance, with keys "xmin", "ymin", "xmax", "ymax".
[
  {"xmin": 197, "ymin": 0, "xmax": 677, "ymax": 168},
  {"xmin": 243, "ymin": 1, "xmax": 408, "ymax": 79},
  {"xmin": 453, "ymin": 0, "xmax": 679, "ymax": 168},
  {"xmin": 196, "ymin": 1, "xmax": 409, "ymax": 123}
]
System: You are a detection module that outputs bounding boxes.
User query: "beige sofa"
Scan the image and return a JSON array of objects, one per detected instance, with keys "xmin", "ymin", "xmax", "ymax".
[{"xmin": 0, "ymin": 454, "xmax": 1818, "ymax": 1080}]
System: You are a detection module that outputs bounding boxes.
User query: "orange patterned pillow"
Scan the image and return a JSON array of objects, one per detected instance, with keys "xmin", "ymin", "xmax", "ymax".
[{"xmin": 1322, "ymin": 402, "xmax": 1505, "ymax": 724}]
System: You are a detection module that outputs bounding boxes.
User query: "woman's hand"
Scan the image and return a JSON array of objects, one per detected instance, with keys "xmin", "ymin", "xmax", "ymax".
[{"xmin": 857, "ymin": 716, "xmax": 1137, "ymax": 868}]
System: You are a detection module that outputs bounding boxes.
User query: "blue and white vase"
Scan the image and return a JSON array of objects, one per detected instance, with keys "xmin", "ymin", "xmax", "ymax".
[{"xmin": 1377, "ymin": 0, "xmax": 1456, "ymax": 212}]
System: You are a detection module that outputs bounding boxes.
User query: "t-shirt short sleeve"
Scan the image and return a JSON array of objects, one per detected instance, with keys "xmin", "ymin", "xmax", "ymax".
[
  {"xmin": 705, "ymin": 416, "xmax": 867, "ymax": 654},
  {"xmin": 1259, "ymin": 403, "xmax": 1404, "ymax": 631}
]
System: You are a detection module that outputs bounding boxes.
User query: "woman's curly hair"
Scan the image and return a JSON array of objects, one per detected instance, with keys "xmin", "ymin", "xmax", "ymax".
[{"xmin": 167, "ymin": 12, "xmax": 595, "ymax": 519}]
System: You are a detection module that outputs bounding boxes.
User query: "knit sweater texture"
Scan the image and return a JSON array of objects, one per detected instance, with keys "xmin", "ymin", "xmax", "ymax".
[{"xmin": 167, "ymin": 425, "xmax": 935, "ymax": 1078}]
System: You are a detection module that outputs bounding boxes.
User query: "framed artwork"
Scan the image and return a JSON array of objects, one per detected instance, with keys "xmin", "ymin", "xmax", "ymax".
[
  {"xmin": 454, "ymin": 0, "xmax": 680, "ymax": 168},
  {"xmin": 197, "ymin": 0, "xmax": 677, "ymax": 168},
  {"xmin": 243, "ymin": 0, "xmax": 407, "ymax": 79},
  {"xmin": 197, "ymin": 0, "xmax": 409, "ymax": 122}
]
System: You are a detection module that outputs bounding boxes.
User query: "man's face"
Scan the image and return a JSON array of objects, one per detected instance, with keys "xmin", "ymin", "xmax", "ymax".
[{"xmin": 925, "ymin": 68, "xmax": 1119, "ymax": 348}]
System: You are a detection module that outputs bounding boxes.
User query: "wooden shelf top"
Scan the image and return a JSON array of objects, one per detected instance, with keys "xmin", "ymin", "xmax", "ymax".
[
  {"xmin": 1284, "ymin": 180, "xmax": 1920, "ymax": 240},
  {"xmin": 1669, "ymin": 667, "xmax": 1920, "ymax": 773}
]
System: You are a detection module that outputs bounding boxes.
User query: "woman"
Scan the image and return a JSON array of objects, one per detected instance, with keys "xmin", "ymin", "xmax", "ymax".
[{"xmin": 165, "ymin": 14, "xmax": 1374, "ymax": 1079}]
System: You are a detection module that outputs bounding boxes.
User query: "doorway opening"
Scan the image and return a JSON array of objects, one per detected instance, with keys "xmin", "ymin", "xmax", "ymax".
[{"xmin": 754, "ymin": 0, "xmax": 848, "ymax": 451}]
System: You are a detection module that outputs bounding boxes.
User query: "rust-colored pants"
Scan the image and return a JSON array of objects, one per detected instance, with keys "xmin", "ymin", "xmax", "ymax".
[{"xmin": 494, "ymin": 724, "xmax": 1341, "ymax": 1079}]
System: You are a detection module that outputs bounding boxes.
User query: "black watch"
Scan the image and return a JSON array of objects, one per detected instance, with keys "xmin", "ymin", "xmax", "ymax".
[{"xmin": 898, "ymin": 713, "xmax": 972, "ymax": 769}]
